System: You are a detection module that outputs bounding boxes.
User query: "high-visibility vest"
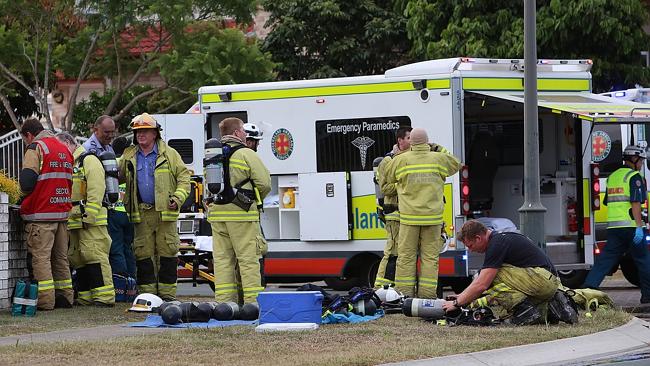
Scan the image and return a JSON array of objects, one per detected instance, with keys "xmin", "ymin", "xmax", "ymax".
[
  {"xmin": 606, "ymin": 167, "xmax": 642, "ymax": 229},
  {"xmin": 20, "ymin": 137, "xmax": 73, "ymax": 221}
]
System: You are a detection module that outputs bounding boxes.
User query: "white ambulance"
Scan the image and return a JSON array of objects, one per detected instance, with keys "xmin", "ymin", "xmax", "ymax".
[{"xmin": 171, "ymin": 57, "xmax": 650, "ymax": 292}]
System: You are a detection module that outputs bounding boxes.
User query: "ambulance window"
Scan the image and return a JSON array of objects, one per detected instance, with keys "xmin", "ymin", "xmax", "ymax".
[
  {"xmin": 206, "ymin": 112, "xmax": 248, "ymax": 139},
  {"xmin": 315, "ymin": 116, "xmax": 411, "ymax": 172},
  {"xmin": 168, "ymin": 139, "xmax": 193, "ymax": 164},
  {"xmin": 591, "ymin": 125, "xmax": 622, "ymax": 177}
]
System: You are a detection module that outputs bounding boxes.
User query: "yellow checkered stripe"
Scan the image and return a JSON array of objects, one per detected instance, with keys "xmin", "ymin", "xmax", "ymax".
[
  {"xmin": 418, "ymin": 277, "xmax": 438, "ymax": 288},
  {"xmin": 208, "ymin": 211, "xmax": 260, "ymax": 222},
  {"xmin": 91, "ymin": 284, "xmax": 115, "ymax": 296},
  {"xmin": 38, "ymin": 279, "xmax": 54, "ymax": 291},
  {"xmin": 230, "ymin": 158, "xmax": 250, "ymax": 171},
  {"xmin": 385, "ymin": 211, "xmax": 400, "ymax": 221},
  {"xmin": 394, "ymin": 276, "xmax": 417, "ymax": 286},
  {"xmin": 214, "ymin": 283, "xmax": 238, "ymax": 295},
  {"xmin": 161, "ymin": 210, "xmax": 179, "ymax": 221},
  {"xmin": 374, "ymin": 276, "xmax": 392, "ymax": 287},
  {"xmin": 54, "ymin": 279, "xmax": 73, "ymax": 290},
  {"xmin": 243, "ymin": 286, "xmax": 264, "ymax": 297},
  {"xmin": 400, "ymin": 213, "xmax": 443, "ymax": 225},
  {"xmin": 395, "ymin": 164, "xmax": 448, "ymax": 180}
]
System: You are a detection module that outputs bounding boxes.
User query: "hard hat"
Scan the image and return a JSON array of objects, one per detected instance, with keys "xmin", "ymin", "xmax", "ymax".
[
  {"xmin": 623, "ymin": 145, "xmax": 647, "ymax": 159},
  {"xmin": 243, "ymin": 123, "xmax": 263, "ymax": 140},
  {"xmin": 130, "ymin": 113, "xmax": 161, "ymax": 130},
  {"xmin": 375, "ymin": 285, "xmax": 402, "ymax": 304},
  {"xmin": 129, "ymin": 293, "xmax": 163, "ymax": 312}
]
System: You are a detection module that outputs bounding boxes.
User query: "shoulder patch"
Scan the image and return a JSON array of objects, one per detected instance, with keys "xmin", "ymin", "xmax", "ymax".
[{"xmin": 637, "ymin": 179, "xmax": 642, "ymax": 187}]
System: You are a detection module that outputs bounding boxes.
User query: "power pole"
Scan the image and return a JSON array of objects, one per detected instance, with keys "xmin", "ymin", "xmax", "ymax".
[{"xmin": 519, "ymin": 0, "xmax": 547, "ymax": 250}]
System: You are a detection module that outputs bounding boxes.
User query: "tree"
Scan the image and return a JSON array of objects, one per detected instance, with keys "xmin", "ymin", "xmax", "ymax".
[
  {"xmin": 262, "ymin": 0, "xmax": 412, "ymax": 80},
  {"xmin": 404, "ymin": 0, "xmax": 650, "ymax": 91},
  {"xmin": 0, "ymin": 0, "xmax": 272, "ymax": 132}
]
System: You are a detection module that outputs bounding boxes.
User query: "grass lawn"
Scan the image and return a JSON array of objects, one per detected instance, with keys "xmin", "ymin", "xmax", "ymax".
[{"xmin": 0, "ymin": 307, "xmax": 632, "ymax": 366}]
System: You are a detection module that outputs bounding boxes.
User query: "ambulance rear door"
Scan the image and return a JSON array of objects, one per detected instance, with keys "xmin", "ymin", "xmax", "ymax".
[{"xmin": 298, "ymin": 172, "xmax": 351, "ymax": 241}]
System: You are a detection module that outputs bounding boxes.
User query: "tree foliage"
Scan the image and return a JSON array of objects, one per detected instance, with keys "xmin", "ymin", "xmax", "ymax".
[
  {"xmin": 405, "ymin": 0, "xmax": 650, "ymax": 91},
  {"xmin": 262, "ymin": 0, "xmax": 412, "ymax": 80},
  {"xmin": 0, "ymin": 0, "xmax": 274, "ymax": 132}
]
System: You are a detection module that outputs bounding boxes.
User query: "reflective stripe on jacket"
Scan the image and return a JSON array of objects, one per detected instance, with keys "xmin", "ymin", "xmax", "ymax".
[
  {"xmin": 119, "ymin": 139, "xmax": 190, "ymax": 223},
  {"xmin": 606, "ymin": 167, "xmax": 642, "ymax": 229},
  {"xmin": 69, "ymin": 146, "xmax": 107, "ymax": 229},
  {"xmin": 207, "ymin": 140, "xmax": 271, "ymax": 222},
  {"xmin": 385, "ymin": 143, "xmax": 461, "ymax": 226},
  {"xmin": 378, "ymin": 154, "xmax": 400, "ymax": 222},
  {"xmin": 20, "ymin": 134, "xmax": 73, "ymax": 221}
]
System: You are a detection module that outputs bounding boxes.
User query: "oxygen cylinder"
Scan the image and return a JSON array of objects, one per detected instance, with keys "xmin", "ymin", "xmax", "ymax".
[
  {"xmin": 158, "ymin": 300, "xmax": 182, "ymax": 315},
  {"xmin": 240, "ymin": 303, "xmax": 260, "ymax": 320},
  {"xmin": 372, "ymin": 156, "xmax": 385, "ymax": 207},
  {"xmin": 99, "ymin": 151, "xmax": 120, "ymax": 205},
  {"xmin": 204, "ymin": 138, "xmax": 225, "ymax": 196},
  {"xmin": 161, "ymin": 304, "xmax": 182, "ymax": 324},
  {"xmin": 402, "ymin": 298, "xmax": 446, "ymax": 319},
  {"xmin": 212, "ymin": 302, "xmax": 240, "ymax": 321}
]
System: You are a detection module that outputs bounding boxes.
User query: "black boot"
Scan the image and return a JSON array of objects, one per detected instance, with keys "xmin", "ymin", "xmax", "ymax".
[
  {"xmin": 547, "ymin": 290, "xmax": 579, "ymax": 324},
  {"xmin": 506, "ymin": 299, "xmax": 543, "ymax": 326}
]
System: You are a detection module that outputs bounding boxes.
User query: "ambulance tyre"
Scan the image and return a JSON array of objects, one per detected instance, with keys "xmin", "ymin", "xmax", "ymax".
[
  {"xmin": 324, "ymin": 277, "xmax": 362, "ymax": 291},
  {"xmin": 619, "ymin": 255, "xmax": 640, "ymax": 287},
  {"xmin": 325, "ymin": 255, "xmax": 380, "ymax": 290},
  {"xmin": 557, "ymin": 269, "xmax": 589, "ymax": 289}
]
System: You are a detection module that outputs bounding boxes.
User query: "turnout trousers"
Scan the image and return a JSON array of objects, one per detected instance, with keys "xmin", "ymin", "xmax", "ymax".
[
  {"xmin": 394, "ymin": 224, "xmax": 443, "ymax": 298},
  {"xmin": 469, "ymin": 265, "xmax": 560, "ymax": 319},
  {"xmin": 69, "ymin": 225, "xmax": 115, "ymax": 305},
  {"xmin": 374, "ymin": 220, "xmax": 399, "ymax": 288},
  {"xmin": 133, "ymin": 207, "xmax": 178, "ymax": 300},
  {"xmin": 24, "ymin": 222, "xmax": 73, "ymax": 310},
  {"xmin": 211, "ymin": 221, "xmax": 265, "ymax": 304}
]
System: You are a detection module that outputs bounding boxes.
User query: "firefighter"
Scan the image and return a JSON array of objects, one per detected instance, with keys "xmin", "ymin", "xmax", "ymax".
[
  {"xmin": 118, "ymin": 113, "xmax": 191, "ymax": 301},
  {"xmin": 442, "ymin": 220, "xmax": 576, "ymax": 325},
  {"xmin": 385, "ymin": 128, "xmax": 460, "ymax": 298},
  {"xmin": 56, "ymin": 132, "xmax": 115, "ymax": 307},
  {"xmin": 18, "ymin": 119, "xmax": 74, "ymax": 310},
  {"xmin": 208, "ymin": 117, "xmax": 271, "ymax": 307},
  {"xmin": 583, "ymin": 145, "xmax": 650, "ymax": 303},
  {"xmin": 82, "ymin": 115, "xmax": 116, "ymax": 154},
  {"xmin": 374, "ymin": 126, "xmax": 412, "ymax": 288},
  {"xmin": 243, "ymin": 122, "xmax": 263, "ymax": 152}
]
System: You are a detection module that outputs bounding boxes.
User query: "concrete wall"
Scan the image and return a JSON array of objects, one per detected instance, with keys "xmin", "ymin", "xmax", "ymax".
[{"xmin": 0, "ymin": 192, "xmax": 28, "ymax": 310}]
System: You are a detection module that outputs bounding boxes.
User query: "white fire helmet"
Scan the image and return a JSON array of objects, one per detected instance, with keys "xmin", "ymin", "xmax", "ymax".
[
  {"xmin": 129, "ymin": 293, "xmax": 163, "ymax": 312},
  {"xmin": 375, "ymin": 285, "xmax": 403, "ymax": 303},
  {"xmin": 243, "ymin": 123, "xmax": 263, "ymax": 140}
]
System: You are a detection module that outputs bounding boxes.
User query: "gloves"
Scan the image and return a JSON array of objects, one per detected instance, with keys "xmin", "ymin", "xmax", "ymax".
[{"xmin": 633, "ymin": 227, "xmax": 645, "ymax": 245}]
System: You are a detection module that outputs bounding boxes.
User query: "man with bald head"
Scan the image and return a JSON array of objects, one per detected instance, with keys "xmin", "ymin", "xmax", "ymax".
[
  {"xmin": 83, "ymin": 115, "xmax": 116, "ymax": 154},
  {"xmin": 385, "ymin": 128, "xmax": 461, "ymax": 298}
]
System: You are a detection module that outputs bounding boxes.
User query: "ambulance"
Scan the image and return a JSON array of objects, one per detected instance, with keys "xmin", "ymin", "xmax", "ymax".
[{"xmin": 171, "ymin": 57, "xmax": 650, "ymax": 292}]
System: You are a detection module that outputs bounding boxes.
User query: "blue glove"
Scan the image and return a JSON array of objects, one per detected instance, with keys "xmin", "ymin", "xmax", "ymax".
[{"xmin": 633, "ymin": 227, "xmax": 645, "ymax": 245}]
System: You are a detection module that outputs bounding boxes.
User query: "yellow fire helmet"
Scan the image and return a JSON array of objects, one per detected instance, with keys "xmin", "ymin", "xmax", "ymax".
[{"xmin": 130, "ymin": 113, "xmax": 161, "ymax": 130}]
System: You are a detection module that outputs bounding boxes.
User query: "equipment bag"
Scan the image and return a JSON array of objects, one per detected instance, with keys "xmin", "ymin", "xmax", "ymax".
[
  {"xmin": 11, "ymin": 279, "xmax": 38, "ymax": 317},
  {"xmin": 113, "ymin": 274, "xmax": 138, "ymax": 303}
]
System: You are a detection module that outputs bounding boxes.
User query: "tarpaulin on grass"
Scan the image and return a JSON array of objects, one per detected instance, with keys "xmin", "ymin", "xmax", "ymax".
[
  {"xmin": 126, "ymin": 315, "xmax": 257, "ymax": 328},
  {"xmin": 322, "ymin": 309, "xmax": 384, "ymax": 324}
]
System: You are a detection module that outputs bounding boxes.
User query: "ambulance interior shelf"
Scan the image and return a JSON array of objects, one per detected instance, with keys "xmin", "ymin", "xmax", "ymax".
[{"xmin": 261, "ymin": 175, "xmax": 300, "ymax": 240}]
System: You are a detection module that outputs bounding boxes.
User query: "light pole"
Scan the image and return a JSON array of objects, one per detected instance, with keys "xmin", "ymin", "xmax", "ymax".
[{"xmin": 519, "ymin": 0, "xmax": 547, "ymax": 250}]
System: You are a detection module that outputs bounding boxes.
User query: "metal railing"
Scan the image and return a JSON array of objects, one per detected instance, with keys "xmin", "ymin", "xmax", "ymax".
[{"xmin": 0, "ymin": 129, "xmax": 87, "ymax": 179}]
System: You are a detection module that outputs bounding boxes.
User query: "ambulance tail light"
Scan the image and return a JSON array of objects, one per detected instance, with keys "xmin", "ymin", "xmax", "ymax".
[
  {"xmin": 460, "ymin": 165, "xmax": 470, "ymax": 216},
  {"xmin": 591, "ymin": 163, "xmax": 600, "ymax": 211}
]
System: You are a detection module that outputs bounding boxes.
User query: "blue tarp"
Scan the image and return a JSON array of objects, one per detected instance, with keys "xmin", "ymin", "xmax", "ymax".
[
  {"xmin": 126, "ymin": 314, "xmax": 257, "ymax": 328},
  {"xmin": 321, "ymin": 309, "xmax": 384, "ymax": 324}
]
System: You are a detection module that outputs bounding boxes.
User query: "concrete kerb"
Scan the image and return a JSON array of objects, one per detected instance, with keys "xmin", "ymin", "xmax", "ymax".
[{"xmin": 383, "ymin": 317, "xmax": 650, "ymax": 366}]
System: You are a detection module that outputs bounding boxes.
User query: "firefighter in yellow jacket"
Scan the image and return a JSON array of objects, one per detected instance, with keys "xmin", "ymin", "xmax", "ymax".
[
  {"xmin": 56, "ymin": 132, "xmax": 115, "ymax": 306},
  {"xmin": 208, "ymin": 117, "xmax": 271, "ymax": 310},
  {"xmin": 118, "ymin": 113, "xmax": 190, "ymax": 301},
  {"xmin": 374, "ymin": 126, "xmax": 412, "ymax": 288},
  {"xmin": 385, "ymin": 128, "xmax": 461, "ymax": 298}
]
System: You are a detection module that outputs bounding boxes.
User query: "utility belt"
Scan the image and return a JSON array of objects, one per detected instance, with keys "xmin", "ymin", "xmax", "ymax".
[{"xmin": 210, "ymin": 188, "xmax": 256, "ymax": 211}]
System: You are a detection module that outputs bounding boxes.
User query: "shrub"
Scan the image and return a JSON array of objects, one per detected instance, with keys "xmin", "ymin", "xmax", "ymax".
[{"xmin": 0, "ymin": 170, "xmax": 20, "ymax": 204}]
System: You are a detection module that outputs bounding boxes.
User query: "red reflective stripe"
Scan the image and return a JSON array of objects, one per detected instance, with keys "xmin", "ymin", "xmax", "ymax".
[{"xmin": 264, "ymin": 258, "xmax": 346, "ymax": 276}]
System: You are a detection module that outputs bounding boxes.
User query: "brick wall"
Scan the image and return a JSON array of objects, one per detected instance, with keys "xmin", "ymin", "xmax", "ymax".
[{"xmin": 0, "ymin": 192, "xmax": 28, "ymax": 310}]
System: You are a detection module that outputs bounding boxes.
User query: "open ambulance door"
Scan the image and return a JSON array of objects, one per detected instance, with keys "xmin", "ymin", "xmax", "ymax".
[
  {"xmin": 298, "ymin": 172, "xmax": 351, "ymax": 241},
  {"xmin": 154, "ymin": 113, "xmax": 205, "ymax": 175},
  {"xmin": 464, "ymin": 90, "xmax": 650, "ymax": 276}
]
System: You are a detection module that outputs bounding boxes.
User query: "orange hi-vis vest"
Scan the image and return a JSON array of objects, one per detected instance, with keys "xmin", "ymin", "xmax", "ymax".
[{"xmin": 20, "ymin": 137, "xmax": 73, "ymax": 221}]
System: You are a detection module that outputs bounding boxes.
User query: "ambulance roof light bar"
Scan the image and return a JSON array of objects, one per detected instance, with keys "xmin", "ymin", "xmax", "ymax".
[{"xmin": 457, "ymin": 58, "xmax": 592, "ymax": 72}]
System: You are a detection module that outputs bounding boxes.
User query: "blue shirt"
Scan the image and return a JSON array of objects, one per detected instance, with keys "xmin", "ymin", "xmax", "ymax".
[
  {"xmin": 629, "ymin": 174, "xmax": 647, "ymax": 203},
  {"xmin": 82, "ymin": 134, "xmax": 113, "ymax": 154},
  {"xmin": 136, "ymin": 144, "xmax": 158, "ymax": 205}
]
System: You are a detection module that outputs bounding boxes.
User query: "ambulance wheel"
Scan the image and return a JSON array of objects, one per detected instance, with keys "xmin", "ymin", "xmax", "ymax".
[
  {"xmin": 620, "ymin": 255, "xmax": 640, "ymax": 287},
  {"xmin": 325, "ymin": 277, "xmax": 362, "ymax": 291},
  {"xmin": 449, "ymin": 277, "xmax": 473, "ymax": 294},
  {"xmin": 558, "ymin": 269, "xmax": 588, "ymax": 289}
]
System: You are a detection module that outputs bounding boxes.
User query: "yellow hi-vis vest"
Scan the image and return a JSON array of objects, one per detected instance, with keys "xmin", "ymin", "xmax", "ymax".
[{"xmin": 606, "ymin": 167, "xmax": 641, "ymax": 229}]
